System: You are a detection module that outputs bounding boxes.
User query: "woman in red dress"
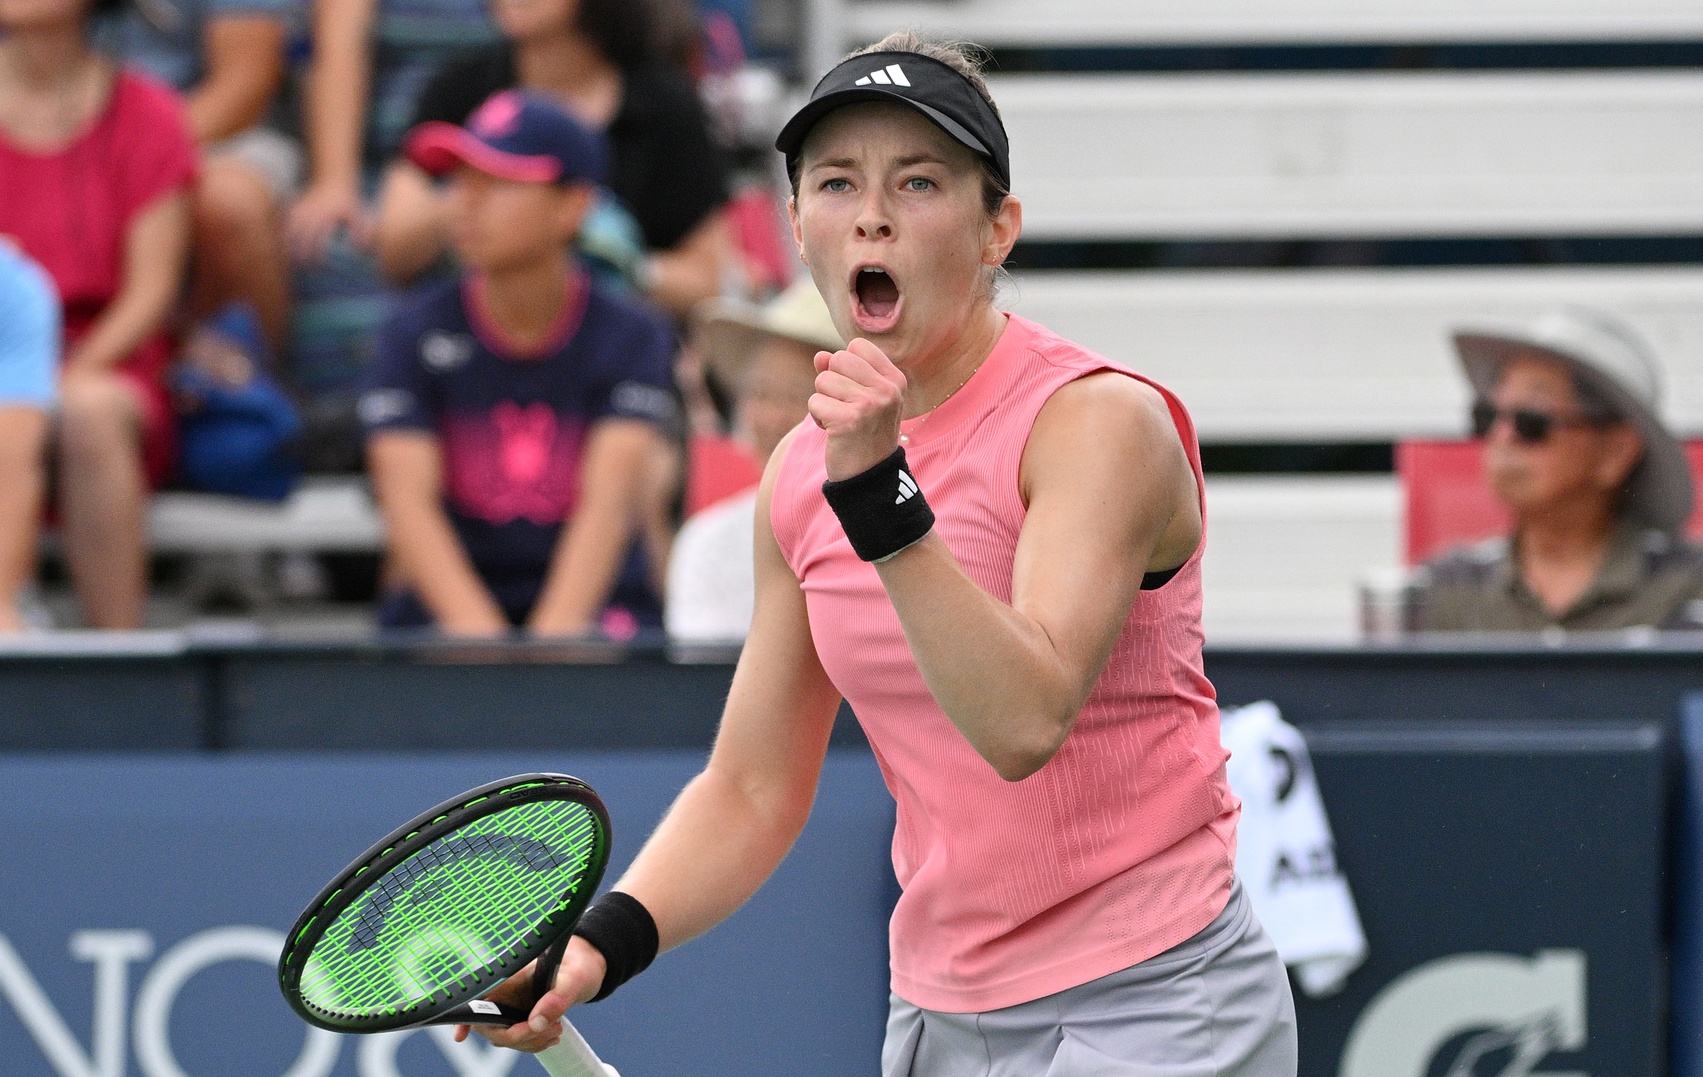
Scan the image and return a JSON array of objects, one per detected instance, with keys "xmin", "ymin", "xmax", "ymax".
[{"xmin": 0, "ymin": 0, "xmax": 197, "ymax": 627}]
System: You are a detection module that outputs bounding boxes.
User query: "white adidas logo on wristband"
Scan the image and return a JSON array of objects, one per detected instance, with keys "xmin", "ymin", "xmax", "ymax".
[
  {"xmin": 896, "ymin": 470, "xmax": 919, "ymax": 504},
  {"xmin": 855, "ymin": 65, "xmax": 911, "ymax": 88}
]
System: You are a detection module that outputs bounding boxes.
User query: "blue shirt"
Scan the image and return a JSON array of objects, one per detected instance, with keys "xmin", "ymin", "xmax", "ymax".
[
  {"xmin": 360, "ymin": 272, "xmax": 677, "ymax": 624},
  {"xmin": 0, "ymin": 245, "xmax": 60, "ymax": 409}
]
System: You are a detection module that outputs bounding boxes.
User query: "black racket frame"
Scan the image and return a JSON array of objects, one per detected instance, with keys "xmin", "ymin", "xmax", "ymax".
[{"xmin": 278, "ymin": 772, "xmax": 610, "ymax": 1033}]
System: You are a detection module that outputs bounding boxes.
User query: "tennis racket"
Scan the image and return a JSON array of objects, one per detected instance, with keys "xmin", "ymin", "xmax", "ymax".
[{"xmin": 277, "ymin": 773, "xmax": 619, "ymax": 1077}]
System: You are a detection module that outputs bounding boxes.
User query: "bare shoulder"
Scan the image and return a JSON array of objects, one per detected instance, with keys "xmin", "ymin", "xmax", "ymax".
[
  {"xmin": 1023, "ymin": 372, "xmax": 1187, "ymax": 490},
  {"xmin": 1039, "ymin": 369, "xmax": 1174, "ymax": 430}
]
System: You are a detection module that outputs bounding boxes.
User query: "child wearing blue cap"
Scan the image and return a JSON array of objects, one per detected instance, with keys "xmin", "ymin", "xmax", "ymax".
[{"xmin": 360, "ymin": 91, "xmax": 678, "ymax": 637}]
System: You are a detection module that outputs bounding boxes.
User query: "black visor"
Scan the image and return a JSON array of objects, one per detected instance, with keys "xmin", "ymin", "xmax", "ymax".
[{"xmin": 776, "ymin": 51, "xmax": 1011, "ymax": 190}]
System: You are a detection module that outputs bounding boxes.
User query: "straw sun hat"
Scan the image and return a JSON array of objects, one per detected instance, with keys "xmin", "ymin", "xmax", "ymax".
[
  {"xmin": 695, "ymin": 279, "xmax": 844, "ymax": 396},
  {"xmin": 1452, "ymin": 306, "xmax": 1694, "ymax": 532}
]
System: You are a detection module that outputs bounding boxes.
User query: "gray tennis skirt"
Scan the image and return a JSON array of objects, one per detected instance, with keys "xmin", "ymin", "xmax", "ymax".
[{"xmin": 882, "ymin": 878, "xmax": 1297, "ymax": 1077}]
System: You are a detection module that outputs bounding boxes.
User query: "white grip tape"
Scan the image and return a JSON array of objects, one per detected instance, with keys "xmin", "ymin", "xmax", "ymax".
[{"xmin": 536, "ymin": 1018, "xmax": 618, "ymax": 1077}]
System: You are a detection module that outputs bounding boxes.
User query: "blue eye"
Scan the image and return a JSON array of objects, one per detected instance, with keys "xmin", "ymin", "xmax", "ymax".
[
  {"xmin": 821, "ymin": 178, "xmax": 851, "ymax": 193},
  {"xmin": 906, "ymin": 177, "xmax": 934, "ymax": 191}
]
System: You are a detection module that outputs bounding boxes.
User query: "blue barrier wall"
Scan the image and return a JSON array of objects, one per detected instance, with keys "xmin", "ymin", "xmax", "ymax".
[
  {"xmin": 3, "ymin": 638, "xmax": 1701, "ymax": 750},
  {"xmin": 0, "ymin": 726, "xmax": 1671, "ymax": 1077},
  {"xmin": 0, "ymin": 752, "xmax": 896, "ymax": 1077},
  {"xmin": 0, "ymin": 654, "xmax": 205, "ymax": 749},
  {"xmin": 0, "ymin": 640, "xmax": 1690, "ymax": 1076},
  {"xmin": 1672, "ymin": 693, "xmax": 1703, "ymax": 1077},
  {"xmin": 1298, "ymin": 722, "xmax": 1667, "ymax": 1077}
]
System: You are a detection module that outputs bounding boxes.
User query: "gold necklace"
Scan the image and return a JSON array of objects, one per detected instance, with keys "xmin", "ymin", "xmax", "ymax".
[{"xmin": 899, "ymin": 361, "xmax": 982, "ymax": 444}]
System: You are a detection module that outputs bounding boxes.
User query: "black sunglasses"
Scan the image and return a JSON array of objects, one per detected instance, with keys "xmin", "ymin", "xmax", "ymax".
[{"xmin": 1470, "ymin": 401, "xmax": 1602, "ymax": 444}]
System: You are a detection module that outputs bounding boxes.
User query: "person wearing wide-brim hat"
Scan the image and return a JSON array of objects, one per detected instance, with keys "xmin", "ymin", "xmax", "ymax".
[
  {"xmin": 1413, "ymin": 305, "xmax": 1703, "ymax": 632},
  {"xmin": 665, "ymin": 279, "xmax": 843, "ymax": 642},
  {"xmin": 695, "ymin": 277, "xmax": 847, "ymax": 431}
]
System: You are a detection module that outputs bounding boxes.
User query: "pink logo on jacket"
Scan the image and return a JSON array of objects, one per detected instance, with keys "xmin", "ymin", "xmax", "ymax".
[{"xmin": 444, "ymin": 402, "xmax": 583, "ymax": 524}]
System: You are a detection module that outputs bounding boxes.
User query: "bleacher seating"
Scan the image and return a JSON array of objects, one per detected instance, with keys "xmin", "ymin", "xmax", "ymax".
[
  {"xmin": 124, "ymin": 6, "xmax": 1703, "ymax": 642},
  {"xmin": 829, "ymin": 0, "xmax": 1703, "ymax": 48},
  {"xmin": 1200, "ymin": 475, "xmax": 1400, "ymax": 642},
  {"xmin": 990, "ymin": 71, "xmax": 1703, "ymax": 241},
  {"xmin": 979, "ymin": 63, "xmax": 1703, "ymax": 636},
  {"xmin": 1006, "ymin": 266, "xmax": 1703, "ymax": 441},
  {"xmin": 147, "ymin": 477, "xmax": 383, "ymax": 556},
  {"xmin": 843, "ymin": 6, "xmax": 1703, "ymax": 640},
  {"xmin": 1010, "ymin": 262, "xmax": 1703, "ymax": 638}
]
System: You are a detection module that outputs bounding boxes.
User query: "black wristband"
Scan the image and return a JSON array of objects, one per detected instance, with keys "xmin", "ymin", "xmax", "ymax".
[
  {"xmin": 821, "ymin": 446, "xmax": 935, "ymax": 562},
  {"xmin": 572, "ymin": 891, "xmax": 659, "ymax": 1002}
]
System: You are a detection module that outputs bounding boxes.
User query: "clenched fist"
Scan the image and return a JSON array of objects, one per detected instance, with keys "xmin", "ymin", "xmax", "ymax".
[{"xmin": 809, "ymin": 338, "xmax": 908, "ymax": 482}]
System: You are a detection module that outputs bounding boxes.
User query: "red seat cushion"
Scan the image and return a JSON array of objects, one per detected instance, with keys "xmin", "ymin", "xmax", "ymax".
[
  {"xmin": 1398, "ymin": 439, "xmax": 1703, "ymax": 565},
  {"xmin": 685, "ymin": 432, "xmax": 763, "ymax": 518}
]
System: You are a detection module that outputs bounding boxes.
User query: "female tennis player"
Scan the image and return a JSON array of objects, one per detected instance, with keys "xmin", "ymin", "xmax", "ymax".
[{"xmin": 471, "ymin": 33, "xmax": 1298, "ymax": 1075}]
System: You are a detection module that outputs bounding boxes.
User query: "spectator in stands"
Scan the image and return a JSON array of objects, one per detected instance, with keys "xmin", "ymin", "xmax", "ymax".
[
  {"xmin": 666, "ymin": 279, "xmax": 840, "ymax": 641},
  {"xmin": 101, "ymin": 0, "xmax": 297, "ymax": 355},
  {"xmin": 0, "ymin": 244, "xmax": 59, "ymax": 633},
  {"xmin": 0, "ymin": 0, "xmax": 198, "ymax": 629},
  {"xmin": 287, "ymin": 0, "xmax": 499, "ymax": 261},
  {"xmin": 361, "ymin": 92, "xmax": 677, "ymax": 637},
  {"xmin": 369, "ymin": 0, "xmax": 732, "ymax": 319},
  {"xmin": 1413, "ymin": 307, "xmax": 1703, "ymax": 632}
]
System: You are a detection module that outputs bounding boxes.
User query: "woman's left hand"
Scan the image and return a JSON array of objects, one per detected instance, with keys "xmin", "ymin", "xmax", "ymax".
[
  {"xmin": 288, "ymin": 179, "xmax": 371, "ymax": 263},
  {"xmin": 809, "ymin": 338, "xmax": 907, "ymax": 481},
  {"xmin": 456, "ymin": 936, "xmax": 606, "ymax": 1053}
]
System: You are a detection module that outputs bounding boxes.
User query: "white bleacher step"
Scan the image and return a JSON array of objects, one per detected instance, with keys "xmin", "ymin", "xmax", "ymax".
[
  {"xmin": 141, "ymin": 474, "xmax": 1403, "ymax": 642},
  {"xmin": 836, "ymin": 0, "xmax": 1703, "ymax": 48},
  {"xmin": 986, "ymin": 70, "xmax": 1703, "ymax": 240},
  {"xmin": 146, "ymin": 476, "xmax": 384, "ymax": 555},
  {"xmin": 1007, "ymin": 264, "xmax": 1703, "ymax": 442},
  {"xmin": 1201, "ymin": 474, "xmax": 1402, "ymax": 642}
]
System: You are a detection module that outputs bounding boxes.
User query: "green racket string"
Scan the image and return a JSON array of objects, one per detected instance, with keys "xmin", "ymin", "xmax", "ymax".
[{"xmin": 297, "ymin": 800, "xmax": 599, "ymax": 1018}]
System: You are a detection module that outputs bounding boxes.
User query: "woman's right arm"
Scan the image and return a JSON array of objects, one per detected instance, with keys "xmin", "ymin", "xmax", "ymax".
[
  {"xmin": 474, "ymin": 429, "xmax": 844, "ymax": 1047},
  {"xmin": 63, "ymin": 192, "xmax": 191, "ymax": 377},
  {"xmin": 288, "ymin": 0, "xmax": 376, "ymax": 260}
]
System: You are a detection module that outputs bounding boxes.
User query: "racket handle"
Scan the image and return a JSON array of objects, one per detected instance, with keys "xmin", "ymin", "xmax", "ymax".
[{"xmin": 536, "ymin": 1017, "xmax": 618, "ymax": 1077}]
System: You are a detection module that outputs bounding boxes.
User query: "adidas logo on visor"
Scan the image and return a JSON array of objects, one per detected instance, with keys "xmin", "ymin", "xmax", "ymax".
[
  {"xmin": 896, "ymin": 470, "xmax": 919, "ymax": 504},
  {"xmin": 855, "ymin": 64, "xmax": 911, "ymax": 88}
]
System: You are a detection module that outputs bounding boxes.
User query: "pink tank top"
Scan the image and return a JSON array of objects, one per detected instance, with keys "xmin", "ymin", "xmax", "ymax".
[{"xmin": 771, "ymin": 314, "xmax": 1238, "ymax": 1013}]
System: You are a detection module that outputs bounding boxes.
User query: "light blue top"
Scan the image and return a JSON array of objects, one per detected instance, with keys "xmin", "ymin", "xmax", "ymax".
[{"xmin": 0, "ymin": 245, "xmax": 59, "ymax": 409}]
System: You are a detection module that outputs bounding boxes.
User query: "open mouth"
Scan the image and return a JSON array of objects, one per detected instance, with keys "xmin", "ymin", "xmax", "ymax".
[{"xmin": 851, "ymin": 265, "xmax": 902, "ymax": 333}]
